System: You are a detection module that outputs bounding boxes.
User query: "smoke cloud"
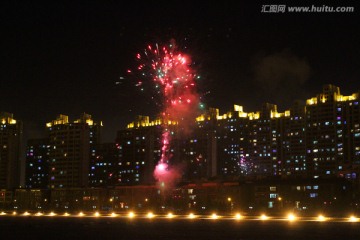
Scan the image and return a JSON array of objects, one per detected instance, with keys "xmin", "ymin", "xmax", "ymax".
[{"xmin": 253, "ymin": 50, "xmax": 311, "ymax": 107}]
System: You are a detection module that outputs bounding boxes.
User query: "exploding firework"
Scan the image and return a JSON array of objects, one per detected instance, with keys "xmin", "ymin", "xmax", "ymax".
[
  {"xmin": 129, "ymin": 40, "xmax": 200, "ymax": 188},
  {"xmin": 239, "ymin": 156, "xmax": 253, "ymax": 175}
]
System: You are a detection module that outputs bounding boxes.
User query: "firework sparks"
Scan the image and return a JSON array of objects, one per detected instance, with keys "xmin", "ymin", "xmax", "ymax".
[
  {"xmin": 130, "ymin": 40, "xmax": 200, "ymax": 188},
  {"xmin": 239, "ymin": 156, "xmax": 253, "ymax": 175}
]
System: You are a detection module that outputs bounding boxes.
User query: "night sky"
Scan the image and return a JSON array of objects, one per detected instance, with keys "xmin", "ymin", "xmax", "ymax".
[{"xmin": 1, "ymin": 1, "xmax": 360, "ymax": 142}]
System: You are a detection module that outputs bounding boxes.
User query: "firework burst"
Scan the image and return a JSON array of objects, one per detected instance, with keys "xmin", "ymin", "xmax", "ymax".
[{"xmin": 129, "ymin": 40, "xmax": 200, "ymax": 187}]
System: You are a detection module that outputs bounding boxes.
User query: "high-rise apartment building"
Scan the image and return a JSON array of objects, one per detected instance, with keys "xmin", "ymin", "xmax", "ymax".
[
  {"xmin": 305, "ymin": 84, "xmax": 360, "ymax": 179},
  {"xmin": 246, "ymin": 103, "xmax": 283, "ymax": 176},
  {"xmin": 46, "ymin": 113, "xmax": 102, "ymax": 188},
  {"xmin": 117, "ymin": 84, "xmax": 359, "ymax": 185},
  {"xmin": 116, "ymin": 116, "xmax": 162, "ymax": 185},
  {"xmin": 345, "ymin": 93, "xmax": 360, "ymax": 175},
  {"xmin": 25, "ymin": 138, "xmax": 50, "ymax": 189},
  {"xmin": 0, "ymin": 112, "xmax": 22, "ymax": 189},
  {"xmin": 214, "ymin": 106, "xmax": 248, "ymax": 178},
  {"xmin": 89, "ymin": 142, "xmax": 119, "ymax": 187},
  {"xmin": 116, "ymin": 113, "xmax": 221, "ymax": 184},
  {"xmin": 279, "ymin": 100, "xmax": 307, "ymax": 176},
  {"xmin": 192, "ymin": 108, "xmax": 219, "ymax": 179}
]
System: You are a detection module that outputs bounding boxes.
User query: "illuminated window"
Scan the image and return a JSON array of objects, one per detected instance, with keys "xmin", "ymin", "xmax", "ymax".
[
  {"xmin": 269, "ymin": 194, "xmax": 277, "ymax": 198},
  {"xmin": 270, "ymin": 186, "xmax": 276, "ymax": 191},
  {"xmin": 310, "ymin": 193, "xmax": 318, "ymax": 198}
]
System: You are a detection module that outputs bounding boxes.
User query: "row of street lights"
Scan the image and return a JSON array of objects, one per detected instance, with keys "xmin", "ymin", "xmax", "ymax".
[{"xmin": 0, "ymin": 210, "xmax": 358, "ymax": 222}]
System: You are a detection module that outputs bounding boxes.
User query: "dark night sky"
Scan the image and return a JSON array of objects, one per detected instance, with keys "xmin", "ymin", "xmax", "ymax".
[{"xmin": 1, "ymin": 1, "xmax": 360, "ymax": 142}]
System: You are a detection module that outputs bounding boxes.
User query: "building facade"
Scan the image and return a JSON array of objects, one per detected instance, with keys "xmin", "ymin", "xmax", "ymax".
[
  {"xmin": 115, "ymin": 85, "xmax": 360, "ymax": 187},
  {"xmin": 116, "ymin": 116, "xmax": 162, "ymax": 185},
  {"xmin": 46, "ymin": 113, "xmax": 102, "ymax": 188},
  {"xmin": 25, "ymin": 138, "xmax": 50, "ymax": 189},
  {"xmin": 0, "ymin": 112, "xmax": 22, "ymax": 189},
  {"xmin": 89, "ymin": 142, "xmax": 120, "ymax": 187},
  {"xmin": 305, "ymin": 85, "xmax": 360, "ymax": 179}
]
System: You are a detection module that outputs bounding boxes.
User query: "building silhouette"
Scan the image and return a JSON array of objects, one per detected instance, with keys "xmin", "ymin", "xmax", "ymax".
[
  {"xmin": 2, "ymin": 84, "xmax": 359, "ymax": 213},
  {"xmin": 0, "ymin": 112, "xmax": 22, "ymax": 189},
  {"xmin": 89, "ymin": 142, "xmax": 119, "ymax": 187},
  {"xmin": 305, "ymin": 85, "xmax": 360, "ymax": 179},
  {"xmin": 25, "ymin": 138, "xmax": 50, "ymax": 189},
  {"xmin": 17, "ymin": 84, "xmax": 360, "ymax": 191},
  {"xmin": 115, "ymin": 84, "xmax": 360, "ymax": 187},
  {"xmin": 46, "ymin": 113, "xmax": 102, "ymax": 188},
  {"xmin": 115, "ymin": 116, "xmax": 163, "ymax": 185}
]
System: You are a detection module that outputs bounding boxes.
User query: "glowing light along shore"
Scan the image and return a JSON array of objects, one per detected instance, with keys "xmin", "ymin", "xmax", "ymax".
[
  {"xmin": 130, "ymin": 42, "xmax": 200, "ymax": 189},
  {"xmin": 1, "ymin": 211, "xmax": 359, "ymax": 222}
]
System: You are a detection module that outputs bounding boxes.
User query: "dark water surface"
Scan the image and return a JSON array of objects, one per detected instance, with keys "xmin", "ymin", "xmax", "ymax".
[{"xmin": 1, "ymin": 216, "xmax": 359, "ymax": 240}]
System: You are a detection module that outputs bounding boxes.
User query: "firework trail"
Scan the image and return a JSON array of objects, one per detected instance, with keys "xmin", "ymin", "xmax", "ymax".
[{"xmin": 129, "ymin": 40, "xmax": 200, "ymax": 188}]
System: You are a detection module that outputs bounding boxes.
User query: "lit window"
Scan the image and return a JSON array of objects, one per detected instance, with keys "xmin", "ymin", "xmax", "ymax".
[
  {"xmin": 269, "ymin": 193, "xmax": 277, "ymax": 198},
  {"xmin": 310, "ymin": 193, "xmax": 318, "ymax": 198}
]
